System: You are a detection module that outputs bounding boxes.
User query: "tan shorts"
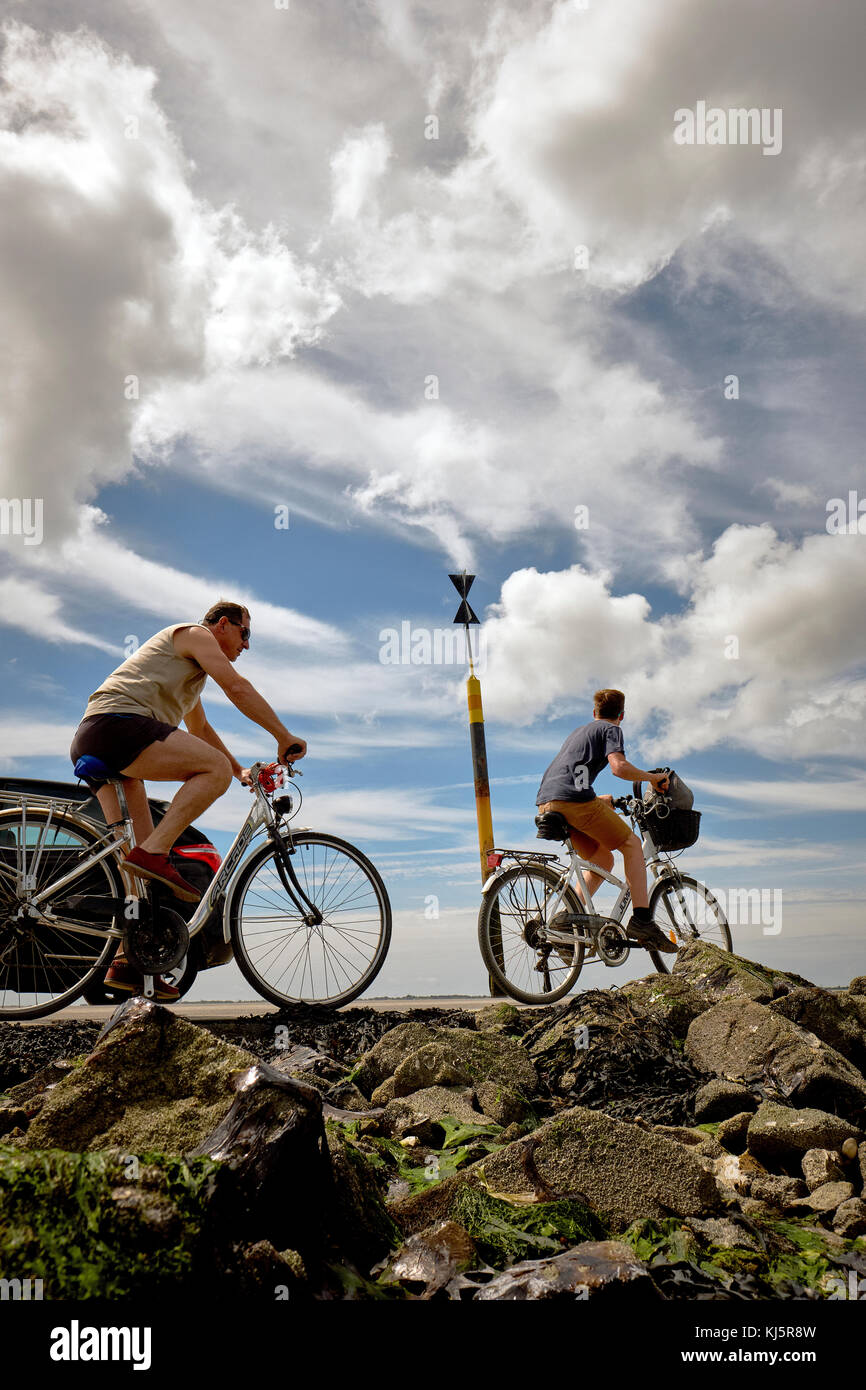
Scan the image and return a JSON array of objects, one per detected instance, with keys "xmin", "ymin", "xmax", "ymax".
[{"xmin": 538, "ymin": 798, "xmax": 632, "ymax": 858}]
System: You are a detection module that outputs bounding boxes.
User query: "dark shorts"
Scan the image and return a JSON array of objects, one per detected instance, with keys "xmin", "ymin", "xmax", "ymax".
[{"xmin": 70, "ymin": 713, "xmax": 178, "ymax": 784}]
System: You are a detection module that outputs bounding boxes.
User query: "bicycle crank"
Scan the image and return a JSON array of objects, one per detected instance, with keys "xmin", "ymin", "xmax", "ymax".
[
  {"xmin": 594, "ymin": 919, "xmax": 630, "ymax": 967},
  {"xmin": 123, "ymin": 904, "xmax": 189, "ymax": 974}
]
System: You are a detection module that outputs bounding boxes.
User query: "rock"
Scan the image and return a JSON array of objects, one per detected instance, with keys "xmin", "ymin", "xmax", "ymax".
[
  {"xmin": 789, "ymin": 1181, "xmax": 855, "ymax": 1214},
  {"xmin": 353, "ymin": 1023, "xmax": 440, "ymax": 1094},
  {"xmin": 746, "ymin": 1102, "xmax": 864, "ymax": 1167},
  {"xmin": 620, "ymin": 974, "xmax": 709, "ymax": 1034},
  {"xmin": 188, "ymin": 1058, "xmax": 338, "ymax": 1255},
  {"xmin": 18, "ymin": 998, "xmax": 263, "ymax": 1153},
  {"xmin": 389, "ymin": 1106, "xmax": 720, "ymax": 1235},
  {"xmin": 0, "ymin": 1105, "xmax": 28, "ymax": 1137},
  {"xmin": 382, "ymin": 1086, "xmax": 496, "ymax": 1140},
  {"xmin": 770, "ymin": 987, "xmax": 866, "ymax": 1072},
  {"xmin": 474, "ymin": 1082, "xmax": 532, "ymax": 1127},
  {"xmin": 475, "ymin": 1003, "xmax": 525, "ymax": 1035},
  {"xmin": 832, "ymin": 1199, "xmax": 866, "ymax": 1237},
  {"xmin": 651, "ymin": 1124, "xmax": 704, "ymax": 1146},
  {"xmin": 685, "ymin": 999, "xmax": 866, "ymax": 1122},
  {"xmin": 325, "ymin": 1080, "xmax": 373, "ymax": 1112},
  {"xmin": 860, "ymin": 1141, "xmax": 866, "ymax": 1191},
  {"xmin": 849, "ymin": 977, "xmax": 866, "ymax": 996},
  {"xmin": 0, "ymin": 1059, "xmax": 75, "ymax": 1107},
  {"xmin": 390, "ymin": 1032, "xmax": 536, "ymax": 1099},
  {"xmin": 801, "ymin": 1148, "xmax": 845, "ymax": 1192},
  {"xmin": 712, "ymin": 1152, "xmax": 755, "ymax": 1202},
  {"xmin": 694, "ymin": 1080, "xmax": 758, "ymax": 1123},
  {"xmin": 717, "ymin": 1112, "xmax": 753, "ymax": 1154},
  {"xmin": 842, "ymin": 1137, "xmax": 859, "ymax": 1161},
  {"xmin": 684, "ymin": 1216, "xmax": 763, "ymax": 1252},
  {"xmin": 472, "ymin": 1240, "xmax": 659, "ymax": 1301},
  {"xmin": 749, "ymin": 1176, "xmax": 809, "ymax": 1209},
  {"xmin": 371, "ymin": 1077, "xmax": 398, "ymax": 1105},
  {"xmin": 236, "ymin": 1241, "xmax": 308, "ymax": 1297},
  {"xmin": 672, "ymin": 941, "xmax": 813, "ymax": 1005},
  {"xmin": 377, "ymin": 1220, "xmax": 477, "ymax": 1297},
  {"xmin": 519, "ymin": 989, "xmax": 702, "ymax": 1125}
]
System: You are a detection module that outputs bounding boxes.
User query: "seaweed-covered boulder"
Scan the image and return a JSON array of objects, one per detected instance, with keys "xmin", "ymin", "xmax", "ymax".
[
  {"xmin": 519, "ymin": 990, "xmax": 703, "ymax": 1125},
  {"xmin": 685, "ymin": 999, "xmax": 866, "ymax": 1122},
  {"xmin": 694, "ymin": 1079, "xmax": 758, "ymax": 1123},
  {"xmin": 770, "ymin": 988, "xmax": 866, "ymax": 1073},
  {"xmin": 672, "ymin": 941, "xmax": 813, "ymax": 1005},
  {"xmin": 17, "ymin": 999, "xmax": 260, "ymax": 1153},
  {"xmin": 389, "ymin": 1106, "xmax": 720, "ymax": 1234},
  {"xmin": 353, "ymin": 1023, "xmax": 441, "ymax": 1094},
  {"xmin": 746, "ymin": 1102, "xmax": 863, "ymax": 1166},
  {"xmin": 620, "ymin": 974, "xmax": 708, "ymax": 1034}
]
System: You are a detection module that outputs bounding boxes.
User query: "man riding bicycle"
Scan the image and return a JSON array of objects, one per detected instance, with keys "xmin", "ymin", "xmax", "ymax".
[
  {"xmin": 536, "ymin": 687, "xmax": 676, "ymax": 954},
  {"xmin": 69, "ymin": 600, "xmax": 306, "ymax": 999}
]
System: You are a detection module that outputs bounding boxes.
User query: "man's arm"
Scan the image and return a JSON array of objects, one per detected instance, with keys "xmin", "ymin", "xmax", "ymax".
[
  {"xmin": 184, "ymin": 700, "xmax": 248, "ymax": 782},
  {"xmin": 175, "ymin": 627, "xmax": 306, "ymax": 762},
  {"xmin": 608, "ymin": 752, "xmax": 668, "ymax": 791}
]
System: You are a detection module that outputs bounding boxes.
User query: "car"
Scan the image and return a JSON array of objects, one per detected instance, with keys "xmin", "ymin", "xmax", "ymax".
[{"xmin": 0, "ymin": 776, "xmax": 227, "ymax": 1002}]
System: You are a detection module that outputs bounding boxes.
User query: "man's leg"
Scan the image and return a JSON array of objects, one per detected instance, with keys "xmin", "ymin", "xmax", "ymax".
[
  {"xmin": 571, "ymin": 841, "xmax": 614, "ymax": 904},
  {"xmin": 618, "ymin": 832, "xmax": 649, "ymax": 909},
  {"xmin": 118, "ymin": 730, "xmax": 232, "ymax": 855}
]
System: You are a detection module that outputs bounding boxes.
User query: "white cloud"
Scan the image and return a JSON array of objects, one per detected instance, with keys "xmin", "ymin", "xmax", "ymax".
[{"xmin": 480, "ymin": 525, "xmax": 866, "ymax": 760}]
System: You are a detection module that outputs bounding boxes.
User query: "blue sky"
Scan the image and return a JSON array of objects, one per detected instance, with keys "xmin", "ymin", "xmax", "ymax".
[{"xmin": 1, "ymin": 1, "xmax": 865, "ymax": 997}]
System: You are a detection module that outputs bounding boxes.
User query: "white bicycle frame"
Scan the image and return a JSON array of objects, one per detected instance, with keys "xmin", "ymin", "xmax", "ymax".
[
  {"xmin": 13, "ymin": 760, "xmax": 295, "ymax": 956},
  {"xmin": 483, "ymin": 811, "xmax": 697, "ymax": 944}
]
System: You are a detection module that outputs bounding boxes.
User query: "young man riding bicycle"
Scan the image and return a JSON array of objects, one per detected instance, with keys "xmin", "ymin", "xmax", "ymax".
[
  {"xmin": 536, "ymin": 688, "xmax": 676, "ymax": 954},
  {"xmin": 69, "ymin": 600, "xmax": 306, "ymax": 1000}
]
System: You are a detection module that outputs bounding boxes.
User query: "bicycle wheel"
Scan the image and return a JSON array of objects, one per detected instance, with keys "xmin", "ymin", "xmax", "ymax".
[
  {"xmin": 0, "ymin": 806, "xmax": 121, "ymax": 1019},
  {"xmin": 229, "ymin": 831, "xmax": 391, "ymax": 1007},
  {"xmin": 646, "ymin": 872, "xmax": 732, "ymax": 975},
  {"xmin": 478, "ymin": 862, "xmax": 584, "ymax": 1004}
]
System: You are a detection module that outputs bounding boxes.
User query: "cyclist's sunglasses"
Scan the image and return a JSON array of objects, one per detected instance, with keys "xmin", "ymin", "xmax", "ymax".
[{"xmin": 227, "ymin": 619, "xmax": 251, "ymax": 642}]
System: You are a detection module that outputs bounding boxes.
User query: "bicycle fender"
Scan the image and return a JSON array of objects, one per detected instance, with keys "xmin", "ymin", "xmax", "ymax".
[{"xmin": 481, "ymin": 870, "xmax": 503, "ymax": 892}]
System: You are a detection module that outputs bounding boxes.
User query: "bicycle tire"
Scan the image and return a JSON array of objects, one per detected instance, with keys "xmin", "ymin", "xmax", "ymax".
[
  {"xmin": 228, "ymin": 830, "xmax": 391, "ymax": 1008},
  {"xmin": 647, "ymin": 872, "xmax": 732, "ymax": 975},
  {"xmin": 0, "ymin": 805, "xmax": 122, "ymax": 1019},
  {"xmin": 478, "ymin": 862, "xmax": 585, "ymax": 1004}
]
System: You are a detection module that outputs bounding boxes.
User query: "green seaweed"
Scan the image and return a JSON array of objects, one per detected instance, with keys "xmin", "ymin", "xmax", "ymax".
[{"xmin": 450, "ymin": 1185, "xmax": 606, "ymax": 1267}]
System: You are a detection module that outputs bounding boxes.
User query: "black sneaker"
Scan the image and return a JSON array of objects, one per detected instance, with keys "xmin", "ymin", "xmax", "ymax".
[{"xmin": 628, "ymin": 918, "xmax": 678, "ymax": 954}]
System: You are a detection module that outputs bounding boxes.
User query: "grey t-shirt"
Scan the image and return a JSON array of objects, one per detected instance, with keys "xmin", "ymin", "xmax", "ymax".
[{"xmin": 536, "ymin": 720, "xmax": 625, "ymax": 804}]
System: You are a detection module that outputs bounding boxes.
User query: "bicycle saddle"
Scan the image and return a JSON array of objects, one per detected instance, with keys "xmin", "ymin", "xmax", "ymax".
[
  {"xmin": 74, "ymin": 755, "xmax": 120, "ymax": 788},
  {"xmin": 535, "ymin": 812, "xmax": 570, "ymax": 841}
]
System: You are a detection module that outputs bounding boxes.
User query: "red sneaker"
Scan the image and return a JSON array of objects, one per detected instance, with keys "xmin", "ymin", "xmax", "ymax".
[
  {"xmin": 124, "ymin": 847, "xmax": 201, "ymax": 903},
  {"xmin": 104, "ymin": 958, "xmax": 181, "ymax": 1002}
]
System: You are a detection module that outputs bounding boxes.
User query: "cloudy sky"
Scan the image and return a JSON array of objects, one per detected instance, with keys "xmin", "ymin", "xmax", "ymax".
[{"xmin": 1, "ymin": 0, "xmax": 864, "ymax": 998}]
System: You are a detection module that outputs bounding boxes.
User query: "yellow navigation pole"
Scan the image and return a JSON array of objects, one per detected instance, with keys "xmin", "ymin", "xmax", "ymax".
[{"xmin": 450, "ymin": 573, "xmax": 500, "ymax": 996}]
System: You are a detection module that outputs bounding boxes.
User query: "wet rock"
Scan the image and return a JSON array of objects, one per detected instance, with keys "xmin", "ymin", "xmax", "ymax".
[
  {"xmin": 382, "ymin": 1086, "xmax": 496, "ymax": 1139},
  {"xmin": 832, "ymin": 1198, "xmax": 866, "ymax": 1237},
  {"xmin": 685, "ymin": 999, "xmax": 866, "ymax": 1122},
  {"xmin": 620, "ymin": 974, "xmax": 709, "ymax": 1035},
  {"xmin": 0, "ymin": 1019, "xmax": 99, "ymax": 1091},
  {"xmin": 746, "ymin": 1102, "xmax": 863, "ymax": 1167},
  {"xmin": 1, "ymin": 1058, "xmax": 75, "ymax": 1108},
  {"xmin": 789, "ymin": 1181, "xmax": 855, "ymax": 1214},
  {"xmin": 471, "ymin": 1240, "xmax": 659, "ymax": 1301},
  {"xmin": 684, "ymin": 1216, "xmax": 763, "ymax": 1252},
  {"xmin": 802, "ymin": 1148, "xmax": 845, "ymax": 1192},
  {"xmin": 770, "ymin": 988, "xmax": 866, "ymax": 1072},
  {"xmin": 672, "ymin": 941, "xmax": 813, "ymax": 1006},
  {"xmin": 324, "ymin": 1126, "xmax": 401, "ymax": 1269},
  {"xmin": 19, "ymin": 999, "xmax": 261, "ymax": 1153},
  {"xmin": 520, "ymin": 989, "xmax": 703, "ymax": 1125},
  {"xmin": 717, "ymin": 1112, "xmax": 753, "ymax": 1154},
  {"xmin": 376, "ymin": 1220, "xmax": 477, "ymax": 1297},
  {"xmin": 749, "ymin": 1176, "xmax": 808, "ymax": 1209},
  {"xmin": 189, "ymin": 1059, "xmax": 336, "ymax": 1254},
  {"xmin": 371, "ymin": 1077, "xmax": 398, "ymax": 1105},
  {"xmin": 694, "ymin": 1080, "xmax": 758, "ymax": 1123}
]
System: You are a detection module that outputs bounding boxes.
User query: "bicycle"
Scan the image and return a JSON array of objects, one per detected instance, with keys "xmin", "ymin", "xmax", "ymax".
[
  {"xmin": 0, "ymin": 754, "xmax": 391, "ymax": 1019},
  {"xmin": 477, "ymin": 787, "xmax": 730, "ymax": 1004}
]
